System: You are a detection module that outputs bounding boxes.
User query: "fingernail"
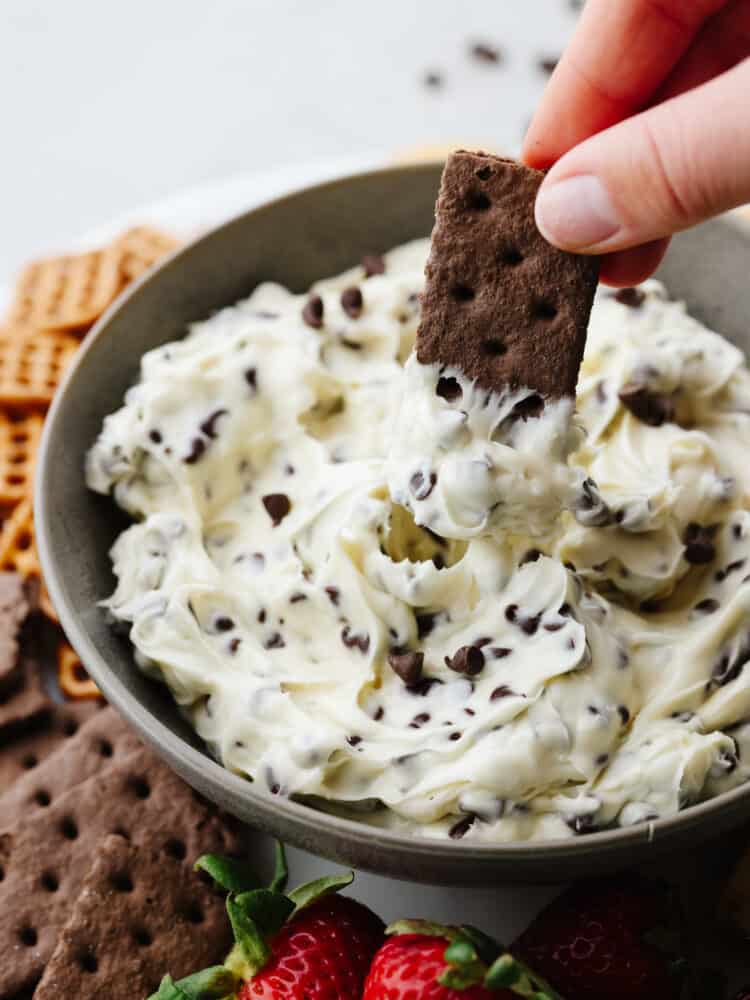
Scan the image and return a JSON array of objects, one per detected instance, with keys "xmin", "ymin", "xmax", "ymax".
[{"xmin": 535, "ymin": 174, "xmax": 621, "ymax": 250}]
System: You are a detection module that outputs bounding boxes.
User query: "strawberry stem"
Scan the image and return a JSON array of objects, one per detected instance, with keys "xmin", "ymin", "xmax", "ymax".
[{"xmin": 148, "ymin": 966, "xmax": 238, "ymax": 999}]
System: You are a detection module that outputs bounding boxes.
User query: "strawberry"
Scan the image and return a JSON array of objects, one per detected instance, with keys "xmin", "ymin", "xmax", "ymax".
[
  {"xmin": 239, "ymin": 892, "xmax": 384, "ymax": 1000},
  {"xmin": 148, "ymin": 844, "xmax": 383, "ymax": 1000},
  {"xmin": 362, "ymin": 920, "xmax": 566, "ymax": 1000},
  {"xmin": 514, "ymin": 876, "xmax": 687, "ymax": 1000}
]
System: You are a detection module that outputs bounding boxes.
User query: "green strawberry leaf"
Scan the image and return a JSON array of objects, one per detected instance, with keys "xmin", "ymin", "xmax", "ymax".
[
  {"xmin": 269, "ymin": 841, "xmax": 289, "ymax": 893},
  {"xmin": 484, "ymin": 953, "xmax": 565, "ymax": 999},
  {"xmin": 439, "ymin": 939, "xmax": 486, "ymax": 989},
  {"xmin": 458, "ymin": 924, "xmax": 503, "ymax": 965},
  {"xmin": 194, "ymin": 854, "xmax": 262, "ymax": 895},
  {"xmin": 287, "ymin": 871, "xmax": 353, "ymax": 913},
  {"xmin": 385, "ymin": 919, "xmax": 466, "ymax": 941},
  {"xmin": 227, "ymin": 888, "xmax": 295, "ymax": 969},
  {"xmin": 148, "ymin": 967, "xmax": 238, "ymax": 999}
]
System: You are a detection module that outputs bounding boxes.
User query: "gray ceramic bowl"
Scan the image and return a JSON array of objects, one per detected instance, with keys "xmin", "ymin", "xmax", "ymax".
[{"xmin": 37, "ymin": 163, "xmax": 750, "ymax": 885}]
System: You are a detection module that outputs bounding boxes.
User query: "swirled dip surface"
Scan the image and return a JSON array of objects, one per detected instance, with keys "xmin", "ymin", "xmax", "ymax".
[{"xmin": 88, "ymin": 241, "xmax": 750, "ymax": 842}]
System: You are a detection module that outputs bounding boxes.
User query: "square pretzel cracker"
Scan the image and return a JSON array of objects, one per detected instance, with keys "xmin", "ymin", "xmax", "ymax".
[
  {"xmin": 0, "ymin": 412, "xmax": 43, "ymax": 511},
  {"xmin": 416, "ymin": 151, "xmax": 599, "ymax": 399},
  {"xmin": 117, "ymin": 225, "xmax": 180, "ymax": 283},
  {"xmin": 7, "ymin": 245, "xmax": 125, "ymax": 333},
  {"xmin": 0, "ymin": 327, "xmax": 79, "ymax": 409},
  {"xmin": 57, "ymin": 640, "xmax": 101, "ymax": 701},
  {"xmin": 0, "ymin": 498, "xmax": 57, "ymax": 622}
]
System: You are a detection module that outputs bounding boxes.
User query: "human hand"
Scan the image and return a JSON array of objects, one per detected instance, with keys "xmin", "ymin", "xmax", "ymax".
[{"xmin": 523, "ymin": 0, "xmax": 750, "ymax": 285}]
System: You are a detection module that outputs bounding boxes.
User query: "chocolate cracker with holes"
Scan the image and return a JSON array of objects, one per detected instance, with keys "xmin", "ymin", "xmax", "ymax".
[
  {"xmin": 0, "ymin": 703, "xmax": 126, "ymax": 825},
  {"xmin": 0, "ymin": 699, "xmax": 99, "ymax": 796},
  {"xmin": 0, "ymin": 745, "xmax": 245, "ymax": 996},
  {"xmin": 0, "ymin": 573, "xmax": 37, "ymax": 698},
  {"xmin": 0, "ymin": 658, "xmax": 49, "ymax": 740},
  {"xmin": 33, "ymin": 834, "xmax": 232, "ymax": 999},
  {"xmin": 416, "ymin": 151, "xmax": 599, "ymax": 398}
]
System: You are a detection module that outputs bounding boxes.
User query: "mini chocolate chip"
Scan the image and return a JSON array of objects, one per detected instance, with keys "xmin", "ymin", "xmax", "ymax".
[
  {"xmin": 341, "ymin": 626, "xmax": 370, "ymax": 654},
  {"xmin": 264, "ymin": 632, "xmax": 285, "ymax": 650},
  {"xmin": 262, "ymin": 493, "xmax": 291, "ymax": 526},
  {"xmin": 289, "ymin": 592, "xmax": 307, "ymax": 603},
  {"xmin": 470, "ymin": 41, "xmax": 502, "ymax": 63},
  {"xmin": 449, "ymin": 814, "xmax": 475, "ymax": 839},
  {"xmin": 388, "ymin": 650, "xmax": 424, "ymax": 686},
  {"xmin": 694, "ymin": 598, "xmax": 719, "ymax": 614},
  {"xmin": 228, "ymin": 637, "xmax": 242, "ymax": 654},
  {"xmin": 214, "ymin": 616, "xmax": 234, "ymax": 632},
  {"xmin": 436, "ymin": 376, "xmax": 462, "ymax": 402},
  {"xmin": 473, "ymin": 637, "xmax": 492, "ymax": 648},
  {"xmin": 373, "ymin": 706, "xmax": 385, "ymax": 721},
  {"xmin": 244, "ymin": 368, "xmax": 258, "ymax": 392},
  {"xmin": 257, "ymin": 609, "xmax": 267, "ymax": 624},
  {"xmin": 504, "ymin": 604, "xmax": 518, "ymax": 623},
  {"xmin": 490, "ymin": 647, "xmax": 512, "ymax": 659},
  {"xmin": 432, "ymin": 553, "xmax": 445, "ymax": 570},
  {"xmin": 520, "ymin": 614, "xmax": 541, "ymax": 636},
  {"xmin": 618, "ymin": 381, "xmax": 674, "ymax": 426},
  {"xmin": 416, "ymin": 612, "xmax": 437, "ymax": 638},
  {"xmin": 618, "ymin": 705, "xmax": 631, "ymax": 724},
  {"xmin": 408, "ymin": 676, "xmax": 444, "ymax": 696},
  {"xmin": 490, "ymin": 685, "xmax": 515, "ymax": 701},
  {"xmin": 325, "ymin": 586, "xmax": 340, "ymax": 606},
  {"xmin": 513, "ymin": 393, "xmax": 545, "ymax": 420},
  {"xmin": 149, "ymin": 429, "xmax": 162, "ymax": 444},
  {"xmin": 341, "ymin": 286, "xmax": 364, "ymax": 318},
  {"xmin": 733, "ymin": 522, "xmax": 744, "ymax": 539},
  {"xmin": 684, "ymin": 523, "xmax": 717, "ymax": 565},
  {"xmin": 347, "ymin": 735, "xmax": 362, "ymax": 747},
  {"xmin": 445, "ymin": 645, "xmax": 485, "ymax": 677},
  {"xmin": 566, "ymin": 814, "xmax": 598, "ymax": 835},
  {"xmin": 544, "ymin": 621, "xmax": 564, "ymax": 633},
  {"xmin": 727, "ymin": 559, "xmax": 746, "ymax": 575},
  {"xmin": 184, "ymin": 437, "xmax": 207, "ymax": 464},
  {"xmin": 559, "ymin": 603, "xmax": 573, "ymax": 617},
  {"xmin": 407, "ymin": 712, "xmax": 430, "ymax": 731},
  {"xmin": 520, "ymin": 549, "xmax": 542, "ymax": 565},
  {"xmin": 200, "ymin": 408, "xmax": 228, "ymax": 440},
  {"xmin": 302, "ymin": 294, "xmax": 324, "ymax": 329},
  {"xmin": 614, "ymin": 287, "xmax": 645, "ymax": 308},
  {"xmin": 449, "ymin": 731, "xmax": 462, "ymax": 741},
  {"xmin": 537, "ymin": 55, "xmax": 559, "ymax": 74},
  {"xmin": 595, "ymin": 754, "xmax": 609, "ymax": 766},
  {"xmin": 362, "ymin": 254, "xmax": 385, "ymax": 277},
  {"xmin": 410, "ymin": 470, "xmax": 437, "ymax": 500}
]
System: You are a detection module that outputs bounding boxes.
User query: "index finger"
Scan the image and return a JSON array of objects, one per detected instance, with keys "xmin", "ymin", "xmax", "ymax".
[{"xmin": 523, "ymin": 0, "xmax": 727, "ymax": 168}]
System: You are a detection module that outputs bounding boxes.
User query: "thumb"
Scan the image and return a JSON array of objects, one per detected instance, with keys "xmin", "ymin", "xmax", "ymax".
[{"xmin": 533, "ymin": 57, "xmax": 750, "ymax": 254}]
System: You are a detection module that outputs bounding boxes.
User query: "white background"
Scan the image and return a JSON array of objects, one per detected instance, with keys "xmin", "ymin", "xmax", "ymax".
[{"xmin": 0, "ymin": 0, "xmax": 575, "ymax": 276}]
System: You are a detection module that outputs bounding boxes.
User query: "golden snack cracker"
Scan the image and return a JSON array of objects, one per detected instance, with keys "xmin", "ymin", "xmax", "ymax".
[
  {"xmin": 57, "ymin": 640, "xmax": 101, "ymax": 701},
  {"xmin": 8, "ymin": 246, "xmax": 124, "ymax": 333},
  {"xmin": 0, "ymin": 498, "xmax": 57, "ymax": 622},
  {"xmin": 117, "ymin": 225, "xmax": 180, "ymax": 283},
  {"xmin": 0, "ymin": 412, "xmax": 43, "ymax": 510},
  {"xmin": 0, "ymin": 327, "xmax": 78, "ymax": 409}
]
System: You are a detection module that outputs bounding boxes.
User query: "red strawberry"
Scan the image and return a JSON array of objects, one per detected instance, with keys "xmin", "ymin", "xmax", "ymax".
[
  {"xmin": 363, "ymin": 934, "xmax": 503, "ymax": 1000},
  {"xmin": 514, "ymin": 876, "xmax": 686, "ymax": 1000},
  {"xmin": 239, "ymin": 892, "xmax": 384, "ymax": 1000},
  {"xmin": 363, "ymin": 921, "xmax": 564, "ymax": 1000}
]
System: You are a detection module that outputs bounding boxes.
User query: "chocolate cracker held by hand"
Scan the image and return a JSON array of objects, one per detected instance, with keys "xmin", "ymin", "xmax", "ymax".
[
  {"xmin": 33, "ymin": 834, "xmax": 233, "ymax": 999},
  {"xmin": 417, "ymin": 151, "xmax": 599, "ymax": 398}
]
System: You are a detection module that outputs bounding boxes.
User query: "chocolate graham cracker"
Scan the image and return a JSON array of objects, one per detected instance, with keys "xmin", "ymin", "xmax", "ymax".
[
  {"xmin": 0, "ymin": 659, "xmax": 49, "ymax": 740},
  {"xmin": 33, "ymin": 834, "xmax": 233, "ymax": 998},
  {"xmin": 0, "ymin": 705, "xmax": 140, "ymax": 827},
  {"xmin": 416, "ymin": 151, "xmax": 599, "ymax": 398},
  {"xmin": 0, "ymin": 572, "xmax": 36, "ymax": 697},
  {"xmin": 0, "ymin": 745, "xmax": 245, "ymax": 996},
  {"xmin": 0, "ymin": 699, "xmax": 100, "ymax": 796}
]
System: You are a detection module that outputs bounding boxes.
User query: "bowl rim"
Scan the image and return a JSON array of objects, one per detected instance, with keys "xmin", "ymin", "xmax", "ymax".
[{"xmin": 36, "ymin": 161, "xmax": 750, "ymax": 865}]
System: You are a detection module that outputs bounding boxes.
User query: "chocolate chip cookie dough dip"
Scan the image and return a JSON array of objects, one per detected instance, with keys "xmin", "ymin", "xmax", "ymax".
[{"xmin": 88, "ymin": 157, "xmax": 750, "ymax": 844}]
